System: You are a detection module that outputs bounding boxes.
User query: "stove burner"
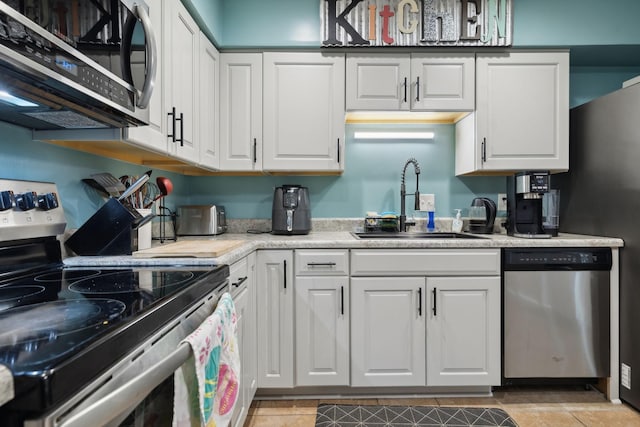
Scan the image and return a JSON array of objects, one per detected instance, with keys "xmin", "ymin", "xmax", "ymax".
[
  {"xmin": 0, "ymin": 285, "xmax": 46, "ymax": 310},
  {"xmin": 68, "ymin": 271, "xmax": 196, "ymax": 295},
  {"xmin": 0, "ymin": 299, "xmax": 126, "ymax": 368},
  {"xmin": 34, "ymin": 269, "xmax": 101, "ymax": 283}
]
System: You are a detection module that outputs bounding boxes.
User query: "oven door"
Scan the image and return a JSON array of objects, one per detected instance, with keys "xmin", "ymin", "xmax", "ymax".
[{"xmin": 24, "ymin": 283, "xmax": 228, "ymax": 427}]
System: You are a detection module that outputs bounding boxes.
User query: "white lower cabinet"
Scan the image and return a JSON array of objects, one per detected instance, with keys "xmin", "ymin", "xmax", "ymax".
[
  {"xmin": 351, "ymin": 277, "xmax": 426, "ymax": 387},
  {"xmin": 256, "ymin": 250, "xmax": 294, "ymax": 388},
  {"xmin": 426, "ymin": 276, "xmax": 501, "ymax": 386},
  {"xmin": 295, "ymin": 276, "xmax": 350, "ymax": 386}
]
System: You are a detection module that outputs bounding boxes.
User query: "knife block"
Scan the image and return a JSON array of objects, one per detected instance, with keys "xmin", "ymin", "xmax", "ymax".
[{"xmin": 66, "ymin": 198, "xmax": 145, "ymax": 255}]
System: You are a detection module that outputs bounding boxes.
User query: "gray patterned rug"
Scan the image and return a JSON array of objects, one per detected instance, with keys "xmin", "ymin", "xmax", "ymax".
[{"xmin": 315, "ymin": 404, "xmax": 518, "ymax": 427}]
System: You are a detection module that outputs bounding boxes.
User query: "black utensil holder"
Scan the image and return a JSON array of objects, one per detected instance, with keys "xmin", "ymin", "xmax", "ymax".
[{"xmin": 66, "ymin": 198, "xmax": 144, "ymax": 255}]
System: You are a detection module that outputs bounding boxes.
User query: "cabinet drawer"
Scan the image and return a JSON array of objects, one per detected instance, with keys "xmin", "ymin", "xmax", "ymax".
[
  {"xmin": 295, "ymin": 250, "xmax": 349, "ymax": 276},
  {"xmin": 229, "ymin": 256, "xmax": 249, "ymax": 296},
  {"xmin": 350, "ymin": 249, "xmax": 500, "ymax": 276}
]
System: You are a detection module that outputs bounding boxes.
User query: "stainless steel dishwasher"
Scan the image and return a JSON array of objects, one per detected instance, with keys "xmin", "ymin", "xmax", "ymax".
[{"xmin": 503, "ymin": 247, "xmax": 612, "ymax": 383}]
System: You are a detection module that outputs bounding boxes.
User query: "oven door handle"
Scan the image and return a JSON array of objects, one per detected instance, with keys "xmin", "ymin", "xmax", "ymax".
[{"xmin": 60, "ymin": 343, "xmax": 192, "ymax": 427}]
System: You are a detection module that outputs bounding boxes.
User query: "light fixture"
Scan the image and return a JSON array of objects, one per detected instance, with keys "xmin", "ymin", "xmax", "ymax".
[
  {"xmin": 0, "ymin": 90, "xmax": 38, "ymax": 107},
  {"xmin": 353, "ymin": 131, "xmax": 435, "ymax": 140}
]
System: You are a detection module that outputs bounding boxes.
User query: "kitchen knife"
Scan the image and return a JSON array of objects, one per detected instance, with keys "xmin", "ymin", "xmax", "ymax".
[{"xmin": 118, "ymin": 174, "xmax": 149, "ymax": 202}]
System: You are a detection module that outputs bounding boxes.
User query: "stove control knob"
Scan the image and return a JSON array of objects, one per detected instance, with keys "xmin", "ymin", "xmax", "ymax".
[
  {"xmin": 0, "ymin": 191, "xmax": 14, "ymax": 211},
  {"xmin": 15, "ymin": 191, "xmax": 37, "ymax": 211},
  {"xmin": 37, "ymin": 192, "xmax": 59, "ymax": 210}
]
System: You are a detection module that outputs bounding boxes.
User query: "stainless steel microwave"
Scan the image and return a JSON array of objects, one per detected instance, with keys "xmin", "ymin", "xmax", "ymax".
[{"xmin": 0, "ymin": 0, "xmax": 157, "ymax": 129}]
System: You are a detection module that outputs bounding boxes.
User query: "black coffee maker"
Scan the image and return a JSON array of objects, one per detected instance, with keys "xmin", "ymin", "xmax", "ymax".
[{"xmin": 506, "ymin": 171, "xmax": 551, "ymax": 238}]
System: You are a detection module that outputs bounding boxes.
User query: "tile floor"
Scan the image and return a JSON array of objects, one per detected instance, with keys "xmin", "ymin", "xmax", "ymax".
[{"xmin": 244, "ymin": 386, "xmax": 640, "ymax": 427}]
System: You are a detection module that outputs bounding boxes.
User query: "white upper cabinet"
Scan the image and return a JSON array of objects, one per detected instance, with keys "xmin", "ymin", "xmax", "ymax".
[
  {"xmin": 263, "ymin": 52, "xmax": 345, "ymax": 172},
  {"xmin": 164, "ymin": 0, "xmax": 199, "ymax": 164},
  {"xmin": 346, "ymin": 53, "xmax": 475, "ymax": 111},
  {"xmin": 198, "ymin": 34, "xmax": 220, "ymax": 170},
  {"xmin": 219, "ymin": 53, "xmax": 263, "ymax": 171},
  {"xmin": 455, "ymin": 50, "xmax": 569, "ymax": 175}
]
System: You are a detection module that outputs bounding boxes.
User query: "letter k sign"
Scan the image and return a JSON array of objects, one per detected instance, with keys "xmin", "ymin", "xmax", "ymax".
[{"xmin": 323, "ymin": 0, "xmax": 370, "ymax": 46}]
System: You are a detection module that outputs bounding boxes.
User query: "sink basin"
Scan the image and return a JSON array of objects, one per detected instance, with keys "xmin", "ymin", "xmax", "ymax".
[{"xmin": 352, "ymin": 232, "xmax": 485, "ymax": 239}]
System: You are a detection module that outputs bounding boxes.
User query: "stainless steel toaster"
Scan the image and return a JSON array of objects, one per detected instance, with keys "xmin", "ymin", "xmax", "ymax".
[{"xmin": 176, "ymin": 205, "xmax": 227, "ymax": 235}]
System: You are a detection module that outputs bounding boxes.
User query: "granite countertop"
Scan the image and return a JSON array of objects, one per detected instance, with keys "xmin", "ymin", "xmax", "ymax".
[{"xmin": 63, "ymin": 231, "xmax": 624, "ymax": 267}]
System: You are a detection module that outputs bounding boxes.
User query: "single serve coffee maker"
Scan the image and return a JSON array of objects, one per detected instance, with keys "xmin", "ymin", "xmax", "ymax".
[{"xmin": 506, "ymin": 171, "xmax": 552, "ymax": 238}]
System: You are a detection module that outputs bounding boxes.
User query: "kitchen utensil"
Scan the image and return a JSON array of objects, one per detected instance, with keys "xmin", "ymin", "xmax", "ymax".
[
  {"xmin": 118, "ymin": 174, "xmax": 150, "ymax": 202},
  {"xmin": 144, "ymin": 177, "xmax": 173, "ymax": 208},
  {"xmin": 81, "ymin": 178, "xmax": 110, "ymax": 198},
  {"xmin": 90, "ymin": 173, "xmax": 126, "ymax": 198}
]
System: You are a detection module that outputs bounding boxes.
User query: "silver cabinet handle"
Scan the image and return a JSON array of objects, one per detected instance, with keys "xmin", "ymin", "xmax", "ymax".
[
  {"xmin": 61, "ymin": 344, "xmax": 191, "ymax": 427},
  {"xmin": 134, "ymin": 4, "xmax": 157, "ymax": 109},
  {"xmin": 307, "ymin": 262, "xmax": 337, "ymax": 267},
  {"xmin": 232, "ymin": 276, "xmax": 248, "ymax": 287}
]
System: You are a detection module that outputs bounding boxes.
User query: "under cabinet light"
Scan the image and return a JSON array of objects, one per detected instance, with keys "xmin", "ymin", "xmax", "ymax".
[
  {"xmin": 0, "ymin": 91, "xmax": 38, "ymax": 107},
  {"xmin": 353, "ymin": 131, "xmax": 435, "ymax": 140}
]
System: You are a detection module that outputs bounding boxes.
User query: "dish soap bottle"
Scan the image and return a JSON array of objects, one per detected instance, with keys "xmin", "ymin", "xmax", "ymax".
[{"xmin": 452, "ymin": 209, "xmax": 463, "ymax": 233}]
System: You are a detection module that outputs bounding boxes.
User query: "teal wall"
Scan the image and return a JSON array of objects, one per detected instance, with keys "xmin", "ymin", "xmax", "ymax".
[
  {"xmin": 2, "ymin": 0, "xmax": 639, "ymax": 230},
  {"xmin": 0, "ymin": 123, "xmax": 190, "ymax": 229},
  {"xmin": 187, "ymin": 124, "xmax": 503, "ymax": 220},
  {"xmin": 215, "ymin": 0, "xmax": 640, "ymax": 48}
]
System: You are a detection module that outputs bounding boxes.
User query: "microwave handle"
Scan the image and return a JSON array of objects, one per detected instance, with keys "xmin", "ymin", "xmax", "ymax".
[
  {"xmin": 59, "ymin": 343, "xmax": 191, "ymax": 427},
  {"xmin": 134, "ymin": 4, "xmax": 158, "ymax": 109}
]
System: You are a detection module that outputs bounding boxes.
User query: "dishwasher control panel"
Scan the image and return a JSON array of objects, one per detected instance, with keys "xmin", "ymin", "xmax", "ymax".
[{"xmin": 503, "ymin": 247, "xmax": 612, "ymax": 270}]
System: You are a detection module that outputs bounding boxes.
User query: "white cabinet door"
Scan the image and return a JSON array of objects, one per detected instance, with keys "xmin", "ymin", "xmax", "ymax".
[
  {"xmin": 295, "ymin": 276, "xmax": 349, "ymax": 386},
  {"xmin": 351, "ymin": 277, "xmax": 426, "ymax": 387},
  {"xmin": 164, "ymin": 0, "xmax": 199, "ymax": 163},
  {"xmin": 256, "ymin": 250, "xmax": 294, "ymax": 388},
  {"xmin": 411, "ymin": 53, "xmax": 475, "ymax": 111},
  {"xmin": 426, "ymin": 276, "xmax": 501, "ymax": 386},
  {"xmin": 245, "ymin": 252, "xmax": 258, "ymax": 401},
  {"xmin": 198, "ymin": 33, "xmax": 220, "ymax": 170},
  {"xmin": 456, "ymin": 51, "xmax": 569, "ymax": 175},
  {"xmin": 124, "ymin": 0, "xmax": 166, "ymax": 153},
  {"xmin": 220, "ymin": 53, "xmax": 262, "ymax": 171},
  {"xmin": 346, "ymin": 54, "xmax": 411, "ymax": 110},
  {"xmin": 231, "ymin": 279, "xmax": 249, "ymax": 427},
  {"xmin": 263, "ymin": 52, "xmax": 344, "ymax": 172},
  {"xmin": 346, "ymin": 53, "xmax": 474, "ymax": 111}
]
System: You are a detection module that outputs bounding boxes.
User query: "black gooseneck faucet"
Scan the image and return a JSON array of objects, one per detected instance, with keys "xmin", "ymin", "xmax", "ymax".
[{"xmin": 400, "ymin": 157, "xmax": 421, "ymax": 232}]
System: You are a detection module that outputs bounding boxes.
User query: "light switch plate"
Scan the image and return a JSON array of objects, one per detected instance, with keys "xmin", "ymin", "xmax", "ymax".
[{"xmin": 419, "ymin": 194, "xmax": 435, "ymax": 211}]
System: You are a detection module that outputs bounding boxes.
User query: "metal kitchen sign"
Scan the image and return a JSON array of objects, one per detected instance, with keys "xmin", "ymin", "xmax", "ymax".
[{"xmin": 321, "ymin": 0, "xmax": 513, "ymax": 47}]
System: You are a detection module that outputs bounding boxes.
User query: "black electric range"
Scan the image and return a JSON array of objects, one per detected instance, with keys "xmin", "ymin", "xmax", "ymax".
[{"xmin": 0, "ymin": 179, "xmax": 230, "ymax": 426}]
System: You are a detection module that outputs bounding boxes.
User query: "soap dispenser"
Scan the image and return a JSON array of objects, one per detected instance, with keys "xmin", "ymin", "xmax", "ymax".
[{"xmin": 452, "ymin": 209, "xmax": 463, "ymax": 233}]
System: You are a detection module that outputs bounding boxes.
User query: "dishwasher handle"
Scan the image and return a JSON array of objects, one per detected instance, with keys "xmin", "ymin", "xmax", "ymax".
[{"xmin": 60, "ymin": 343, "xmax": 191, "ymax": 427}]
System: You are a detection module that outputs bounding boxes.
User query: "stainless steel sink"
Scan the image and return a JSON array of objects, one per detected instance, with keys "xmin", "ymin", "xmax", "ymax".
[{"xmin": 352, "ymin": 232, "xmax": 485, "ymax": 239}]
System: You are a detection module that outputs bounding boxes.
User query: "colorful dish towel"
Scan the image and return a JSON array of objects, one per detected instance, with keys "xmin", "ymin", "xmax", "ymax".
[{"xmin": 173, "ymin": 292, "xmax": 240, "ymax": 427}]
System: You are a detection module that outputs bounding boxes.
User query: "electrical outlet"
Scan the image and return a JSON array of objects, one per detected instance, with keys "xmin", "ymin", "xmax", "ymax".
[
  {"xmin": 498, "ymin": 193, "xmax": 507, "ymax": 211},
  {"xmin": 419, "ymin": 194, "xmax": 435, "ymax": 211},
  {"xmin": 622, "ymin": 363, "xmax": 632, "ymax": 389}
]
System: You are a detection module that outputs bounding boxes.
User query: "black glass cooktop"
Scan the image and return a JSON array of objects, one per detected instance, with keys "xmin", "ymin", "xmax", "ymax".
[{"xmin": 0, "ymin": 263, "xmax": 229, "ymax": 412}]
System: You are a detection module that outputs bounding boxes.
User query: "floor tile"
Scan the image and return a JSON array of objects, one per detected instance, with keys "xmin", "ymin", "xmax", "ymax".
[
  {"xmin": 253, "ymin": 399, "xmax": 319, "ymax": 415},
  {"xmin": 378, "ymin": 397, "xmax": 439, "ymax": 406},
  {"xmin": 506, "ymin": 408, "xmax": 584, "ymax": 427},
  {"xmin": 245, "ymin": 414, "xmax": 316, "ymax": 427},
  {"xmin": 571, "ymin": 407, "xmax": 640, "ymax": 427}
]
